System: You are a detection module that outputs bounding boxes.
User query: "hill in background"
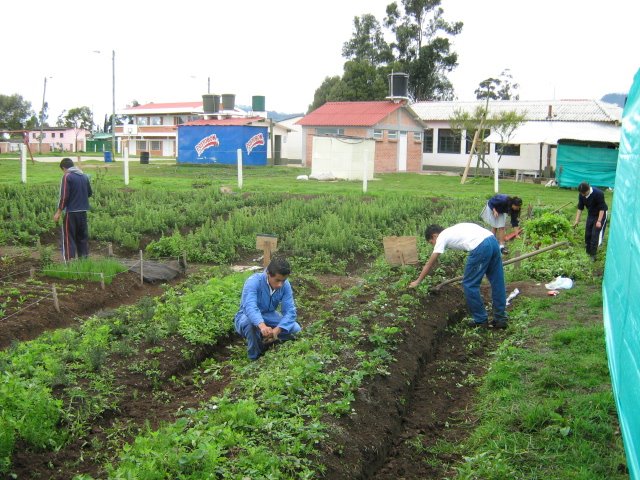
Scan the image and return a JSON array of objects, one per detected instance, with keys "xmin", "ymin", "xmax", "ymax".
[{"xmin": 601, "ymin": 93, "xmax": 627, "ymax": 108}]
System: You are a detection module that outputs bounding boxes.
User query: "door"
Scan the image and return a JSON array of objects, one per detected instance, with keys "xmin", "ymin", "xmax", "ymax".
[
  {"xmin": 274, "ymin": 135, "xmax": 282, "ymax": 164},
  {"xmin": 398, "ymin": 132, "xmax": 408, "ymax": 171}
]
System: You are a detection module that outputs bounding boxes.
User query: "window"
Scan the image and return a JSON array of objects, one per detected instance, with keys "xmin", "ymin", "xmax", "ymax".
[
  {"xmin": 465, "ymin": 130, "xmax": 490, "ymax": 154},
  {"xmin": 423, "ymin": 128, "xmax": 433, "ymax": 153},
  {"xmin": 136, "ymin": 117, "xmax": 149, "ymax": 126},
  {"xmin": 59, "ymin": 132, "xmax": 64, "ymax": 138},
  {"xmin": 413, "ymin": 131, "xmax": 422, "ymax": 142},
  {"xmin": 387, "ymin": 130, "xmax": 398, "ymax": 140},
  {"xmin": 150, "ymin": 140, "xmax": 162, "ymax": 151},
  {"xmin": 136, "ymin": 140, "xmax": 147, "ymax": 151},
  {"xmin": 373, "ymin": 129, "xmax": 383, "ymax": 140},
  {"xmin": 150, "ymin": 116, "xmax": 163, "ymax": 126},
  {"xmin": 32, "ymin": 132, "xmax": 37, "ymax": 139},
  {"xmin": 495, "ymin": 143, "xmax": 521, "ymax": 156},
  {"xmin": 437, "ymin": 129, "xmax": 461, "ymax": 154},
  {"xmin": 316, "ymin": 127, "xmax": 344, "ymax": 136},
  {"xmin": 51, "ymin": 133, "xmax": 56, "ymax": 138},
  {"xmin": 174, "ymin": 116, "xmax": 190, "ymax": 125}
]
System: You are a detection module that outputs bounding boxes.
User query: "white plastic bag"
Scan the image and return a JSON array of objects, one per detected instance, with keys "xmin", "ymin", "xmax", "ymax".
[{"xmin": 545, "ymin": 276, "xmax": 573, "ymax": 290}]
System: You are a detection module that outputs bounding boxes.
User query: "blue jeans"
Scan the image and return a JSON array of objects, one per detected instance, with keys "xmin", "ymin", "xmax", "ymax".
[
  {"xmin": 462, "ymin": 236, "xmax": 507, "ymax": 324},
  {"xmin": 234, "ymin": 311, "xmax": 300, "ymax": 360}
]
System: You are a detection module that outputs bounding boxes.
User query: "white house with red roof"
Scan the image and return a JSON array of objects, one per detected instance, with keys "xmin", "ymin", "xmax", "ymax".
[
  {"xmin": 297, "ymin": 101, "xmax": 426, "ymax": 173},
  {"xmin": 117, "ymin": 101, "xmax": 203, "ymax": 157},
  {"xmin": 118, "ymin": 101, "xmax": 291, "ymax": 161}
]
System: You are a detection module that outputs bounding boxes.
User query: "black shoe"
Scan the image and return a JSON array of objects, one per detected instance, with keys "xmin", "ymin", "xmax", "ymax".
[
  {"xmin": 467, "ymin": 319, "xmax": 489, "ymax": 329},
  {"xmin": 500, "ymin": 247, "xmax": 509, "ymax": 255},
  {"xmin": 490, "ymin": 321, "xmax": 508, "ymax": 329}
]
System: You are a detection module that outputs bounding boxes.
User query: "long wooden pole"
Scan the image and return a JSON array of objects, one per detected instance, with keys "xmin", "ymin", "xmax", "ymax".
[
  {"xmin": 460, "ymin": 130, "xmax": 479, "ymax": 184},
  {"xmin": 432, "ymin": 241, "xmax": 569, "ymax": 291}
]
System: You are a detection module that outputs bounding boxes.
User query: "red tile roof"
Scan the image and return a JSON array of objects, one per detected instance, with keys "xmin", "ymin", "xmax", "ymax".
[
  {"xmin": 297, "ymin": 101, "xmax": 406, "ymax": 127},
  {"xmin": 182, "ymin": 116, "xmax": 266, "ymax": 126}
]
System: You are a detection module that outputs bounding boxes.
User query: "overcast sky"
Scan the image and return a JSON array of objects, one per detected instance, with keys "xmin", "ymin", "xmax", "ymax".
[{"xmin": 1, "ymin": 0, "xmax": 637, "ymax": 125}]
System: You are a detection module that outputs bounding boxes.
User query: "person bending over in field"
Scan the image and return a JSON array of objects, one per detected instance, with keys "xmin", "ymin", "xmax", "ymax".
[
  {"xmin": 409, "ymin": 223, "xmax": 508, "ymax": 329},
  {"xmin": 234, "ymin": 257, "xmax": 301, "ymax": 360},
  {"xmin": 479, "ymin": 194, "xmax": 522, "ymax": 254}
]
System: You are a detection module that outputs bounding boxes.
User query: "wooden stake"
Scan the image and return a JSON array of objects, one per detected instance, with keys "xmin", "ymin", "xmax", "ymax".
[
  {"xmin": 52, "ymin": 285, "xmax": 60, "ymax": 313},
  {"xmin": 30, "ymin": 267, "xmax": 35, "ymax": 278},
  {"xmin": 100, "ymin": 273, "xmax": 105, "ymax": 290},
  {"xmin": 182, "ymin": 251, "xmax": 187, "ymax": 269},
  {"xmin": 108, "ymin": 242, "xmax": 113, "ymax": 256},
  {"xmin": 139, "ymin": 250, "xmax": 144, "ymax": 285}
]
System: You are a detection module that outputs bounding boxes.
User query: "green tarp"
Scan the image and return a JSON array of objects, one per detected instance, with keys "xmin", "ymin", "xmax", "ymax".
[
  {"xmin": 556, "ymin": 141, "xmax": 618, "ymax": 188},
  {"xmin": 603, "ymin": 68, "xmax": 640, "ymax": 480}
]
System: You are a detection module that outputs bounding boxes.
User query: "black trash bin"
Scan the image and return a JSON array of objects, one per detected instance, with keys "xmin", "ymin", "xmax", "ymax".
[{"xmin": 140, "ymin": 151, "xmax": 150, "ymax": 164}]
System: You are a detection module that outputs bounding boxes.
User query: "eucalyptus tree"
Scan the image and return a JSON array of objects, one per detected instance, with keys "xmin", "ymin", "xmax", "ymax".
[
  {"xmin": 0, "ymin": 94, "xmax": 33, "ymax": 130},
  {"xmin": 309, "ymin": 0, "xmax": 462, "ymax": 109}
]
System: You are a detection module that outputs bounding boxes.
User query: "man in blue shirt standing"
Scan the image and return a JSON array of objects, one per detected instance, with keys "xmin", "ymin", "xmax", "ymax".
[
  {"xmin": 53, "ymin": 157, "xmax": 92, "ymax": 261},
  {"xmin": 234, "ymin": 257, "xmax": 301, "ymax": 360},
  {"xmin": 573, "ymin": 181, "xmax": 608, "ymax": 261}
]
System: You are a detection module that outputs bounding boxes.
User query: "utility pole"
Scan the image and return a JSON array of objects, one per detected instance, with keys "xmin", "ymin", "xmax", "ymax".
[
  {"xmin": 38, "ymin": 76, "xmax": 51, "ymax": 155},
  {"xmin": 111, "ymin": 50, "xmax": 116, "ymax": 157}
]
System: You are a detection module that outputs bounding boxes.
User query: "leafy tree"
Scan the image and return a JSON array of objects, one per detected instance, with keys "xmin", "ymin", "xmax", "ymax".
[
  {"xmin": 308, "ymin": 76, "xmax": 342, "ymax": 112},
  {"xmin": 475, "ymin": 69, "xmax": 520, "ymax": 100},
  {"xmin": 384, "ymin": 0, "xmax": 462, "ymax": 100},
  {"xmin": 342, "ymin": 14, "xmax": 393, "ymax": 64},
  {"xmin": 57, "ymin": 106, "xmax": 94, "ymax": 130},
  {"xmin": 57, "ymin": 106, "xmax": 94, "ymax": 152},
  {"xmin": 0, "ymin": 94, "xmax": 34, "ymax": 130},
  {"xmin": 310, "ymin": 0, "xmax": 461, "ymax": 108},
  {"xmin": 450, "ymin": 104, "xmax": 525, "ymax": 190}
]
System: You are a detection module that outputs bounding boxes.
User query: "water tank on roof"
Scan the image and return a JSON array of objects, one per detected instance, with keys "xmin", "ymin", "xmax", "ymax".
[
  {"xmin": 221, "ymin": 93, "xmax": 235, "ymax": 111},
  {"xmin": 388, "ymin": 72, "xmax": 409, "ymax": 98},
  {"xmin": 252, "ymin": 95, "xmax": 266, "ymax": 112},
  {"xmin": 202, "ymin": 94, "xmax": 220, "ymax": 113}
]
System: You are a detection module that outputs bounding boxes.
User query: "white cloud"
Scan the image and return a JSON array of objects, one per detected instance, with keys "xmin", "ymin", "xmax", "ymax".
[{"xmin": 1, "ymin": 0, "xmax": 636, "ymax": 126}]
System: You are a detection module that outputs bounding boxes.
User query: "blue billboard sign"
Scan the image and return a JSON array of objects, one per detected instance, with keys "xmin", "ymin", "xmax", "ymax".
[{"xmin": 177, "ymin": 125, "xmax": 268, "ymax": 165}]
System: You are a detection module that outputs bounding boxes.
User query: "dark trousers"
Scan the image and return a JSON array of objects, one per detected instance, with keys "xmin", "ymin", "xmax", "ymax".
[
  {"xmin": 61, "ymin": 211, "xmax": 89, "ymax": 261},
  {"xmin": 585, "ymin": 213, "xmax": 607, "ymax": 256}
]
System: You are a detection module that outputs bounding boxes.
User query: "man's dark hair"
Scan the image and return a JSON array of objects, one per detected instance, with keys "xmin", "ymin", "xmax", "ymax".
[
  {"xmin": 59, "ymin": 157, "xmax": 74, "ymax": 170},
  {"xmin": 578, "ymin": 182, "xmax": 590, "ymax": 194},
  {"xmin": 267, "ymin": 257, "xmax": 291, "ymax": 276},
  {"xmin": 425, "ymin": 224, "xmax": 444, "ymax": 241}
]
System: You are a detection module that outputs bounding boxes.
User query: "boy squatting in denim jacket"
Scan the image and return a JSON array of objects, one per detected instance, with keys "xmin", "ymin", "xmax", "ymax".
[{"xmin": 234, "ymin": 257, "xmax": 301, "ymax": 360}]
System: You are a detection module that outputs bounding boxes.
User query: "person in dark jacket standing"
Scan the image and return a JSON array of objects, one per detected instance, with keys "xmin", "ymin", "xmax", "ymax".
[
  {"xmin": 53, "ymin": 158, "xmax": 92, "ymax": 261},
  {"xmin": 573, "ymin": 181, "xmax": 608, "ymax": 260}
]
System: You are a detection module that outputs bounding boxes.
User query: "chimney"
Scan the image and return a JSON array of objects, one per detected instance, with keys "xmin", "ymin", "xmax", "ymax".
[{"xmin": 547, "ymin": 104, "xmax": 553, "ymax": 119}]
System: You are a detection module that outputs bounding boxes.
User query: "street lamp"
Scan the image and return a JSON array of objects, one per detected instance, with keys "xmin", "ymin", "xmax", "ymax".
[
  {"xmin": 38, "ymin": 76, "xmax": 53, "ymax": 154},
  {"xmin": 93, "ymin": 50, "xmax": 116, "ymax": 156},
  {"xmin": 190, "ymin": 75, "xmax": 211, "ymax": 94}
]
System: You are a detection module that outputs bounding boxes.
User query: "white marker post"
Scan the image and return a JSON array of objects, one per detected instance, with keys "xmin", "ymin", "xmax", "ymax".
[
  {"xmin": 20, "ymin": 144, "xmax": 27, "ymax": 183},
  {"xmin": 237, "ymin": 148, "xmax": 243, "ymax": 189},
  {"xmin": 362, "ymin": 150, "xmax": 368, "ymax": 193},
  {"xmin": 123, "ymin": 146, "xmax": 130, "ymax": 185}
]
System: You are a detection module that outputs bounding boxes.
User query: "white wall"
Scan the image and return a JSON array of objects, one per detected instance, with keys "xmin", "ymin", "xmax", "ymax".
[
  {"xmin": 279, "ymin": 116, "xmax": 303, "ymax": 161},
  {"xmin": 311, "ymin": 136, "xmax": 375, "ymax": 180},
  {"xmin": 422, "ymin": 120, "xmax": 556, "ymax": 172}
]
